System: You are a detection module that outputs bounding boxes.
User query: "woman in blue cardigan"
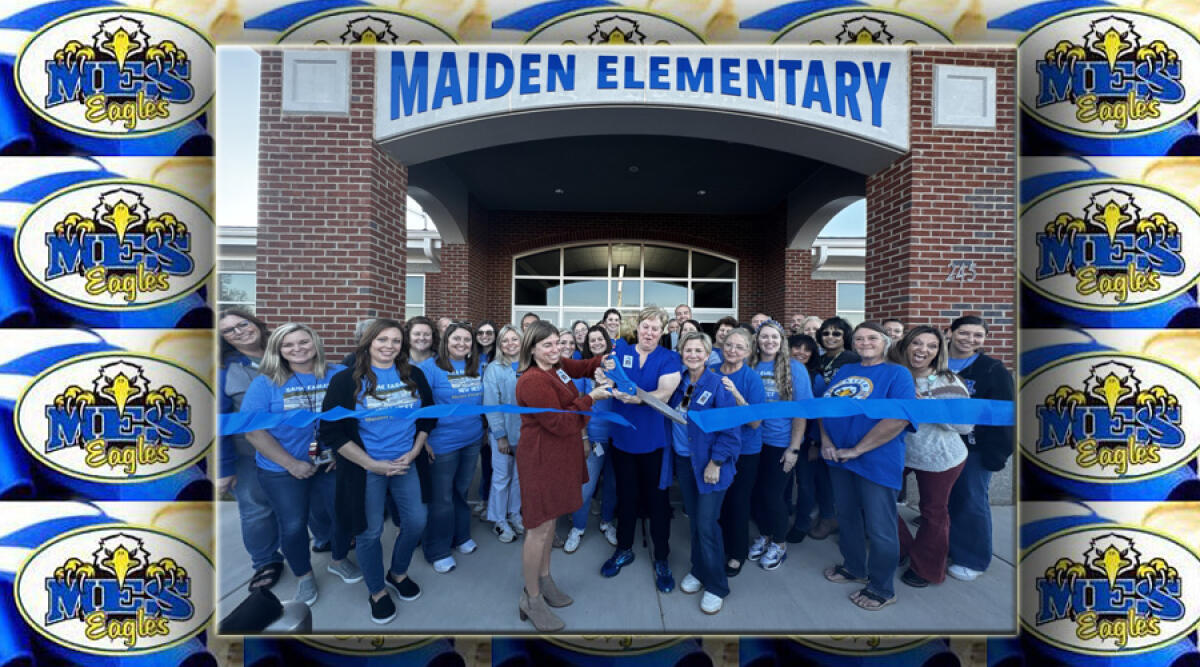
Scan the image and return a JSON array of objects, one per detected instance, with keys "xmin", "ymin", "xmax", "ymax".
[{"xmin": 667, "ymin": 331, "xmax": 740, "ymax": 615}]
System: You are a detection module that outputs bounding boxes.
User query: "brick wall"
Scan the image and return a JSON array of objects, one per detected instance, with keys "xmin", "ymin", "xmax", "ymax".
[
  {"xmin": 255, "ymin": 50, "xmax": 409, "ymax": 357},
  {"xmin": 866, "ymin": 48, "xmax": 1017, "ymax": 368}
]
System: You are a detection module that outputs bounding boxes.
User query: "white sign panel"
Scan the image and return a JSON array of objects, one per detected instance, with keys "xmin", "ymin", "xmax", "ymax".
[{"xmin": 374, "ymin": 46, "xmax": 910, "ymax": 151}]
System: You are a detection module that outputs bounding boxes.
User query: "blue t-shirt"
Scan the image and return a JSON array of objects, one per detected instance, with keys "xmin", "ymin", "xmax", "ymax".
[
  {"xmin": 582, "ymin": 376, "xmax": 613, "ymax": 443},
  {"xmin": 711, "ymin": 363, "xmax": 767, "ymax": 455},
  {"xmin": 609, "ymin": 339, "xmax": 682, "ymax": 454},
  {"xmin": 241, "ymin": 364, "xmax": 345, "ymax": 472},
  {"xmin": 947, "ymin": 353, "xmax": 978, "ymax": 374},
  {"xmin": 707, "ymin": 348, "xmax": 724, "ymax": 368},
  {"xmin": 357, "ymin": 366, "xmax": 422, "ymax": 460},
  {"xmin": 421, "ymin": 357, "xmax": 485, "ymax": 454},
  {"xmin": 822, "ymin": 362, "xmax": 916, "ymax": 490},
  {"xmin": 756, "ymin": 358, "xmax": 814, "ymax": 448}
]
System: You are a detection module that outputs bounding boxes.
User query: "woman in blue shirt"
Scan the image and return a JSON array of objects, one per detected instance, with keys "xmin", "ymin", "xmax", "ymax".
[
  {"xmin": 820, "ymin": 321, "xmax": 916, "ymax": 611},
  {"xmin": 748, "ymin": 320, "xmax": 812, "ymax": 571},
  {"xmin": 321, "ymin": 319, "xmax": 436, "ymax": 624},
  {"xmin": 603, "ymin": 306, "xmax": 682, "ymax": 592},
  {"xmin": 420, "ymin": 322, "xmax": 486, "ymax": 574},
  {"xmin": 713, "ymin": 327, "xmax": 766, "ymax": 577},
  {"xmin": 242, "ymin": 323, "xmax": 359, "ymax": 607},
  {"xmin": 668, "ymin": 331, "xmax": 740, "ymax": 615},
  {"xmin": 483, "ymin": 325, "xmax": 525, "ymax": 543}
]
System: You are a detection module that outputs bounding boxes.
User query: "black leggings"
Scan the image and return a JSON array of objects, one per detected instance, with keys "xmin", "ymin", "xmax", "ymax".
[
  {"xmin": 719, "ymin": 452, "xmax": 760, "ymax": 563},
  {"xmin": 611, "ymin": 446, "xmax": 671, "ymax": 561},
  {"xmin": 754, "ymin": 444, "xmax": 792, "ymax": 542}
]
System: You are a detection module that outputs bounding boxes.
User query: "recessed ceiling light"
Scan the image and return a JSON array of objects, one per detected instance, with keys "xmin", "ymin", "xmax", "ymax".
[
  {"xmin": 628, "ymin": 165, "xmax": 639, "ymax": 173},
  {"xmin": 554, "ymin": 188, "xmax": 564, "ymax": 194},
  {"xmin": 697, "ymin": 189, "xmax": 707, "ymax": 196}
]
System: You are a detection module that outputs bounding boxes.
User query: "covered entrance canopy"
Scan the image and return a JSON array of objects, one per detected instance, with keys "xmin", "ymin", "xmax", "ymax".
[{"xmin": 254, "ymin": 46, "xmax": 1015, "ymax": 364}]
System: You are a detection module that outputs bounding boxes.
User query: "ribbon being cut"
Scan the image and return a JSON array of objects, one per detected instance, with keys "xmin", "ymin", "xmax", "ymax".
[{"xmin": 221, "ymin": 394, "xmax": 1014, "ymax": 436}]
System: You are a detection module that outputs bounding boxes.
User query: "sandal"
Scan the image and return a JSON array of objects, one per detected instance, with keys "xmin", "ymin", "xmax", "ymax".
[
  {"xmin": 248, "ymin": 562, "xmax": 284, "ymax": 592},
  {"xmin": 823, "ymin": 565, "xmax": 867, "ymax": 584},
  {"xmin": 851, "ymin": 587, "xmax": 895, "ymax": 610}
]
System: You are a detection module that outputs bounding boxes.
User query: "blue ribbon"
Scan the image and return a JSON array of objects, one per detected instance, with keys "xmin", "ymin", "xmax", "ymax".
[
  {"xmin": 244, "ymin": 638, "xmax": 459, "ymax": 667},
  {"xmin": 739, "ymin": 0, "xmax": 866, "ymax": 32},
  {"xmin": 986, "ymin": 0, "xmax": 1113, "ymax": 32},
  {"xmin": 244, "ymin": 0, "xmax": 374, "ymax": 31},
  {"xmin": 0, "ymin": 0, "xmax": 123, "ymax": 31},
  {"xmin": 492, "ymin": 0, "xmax": 617, "ymax": 31}
]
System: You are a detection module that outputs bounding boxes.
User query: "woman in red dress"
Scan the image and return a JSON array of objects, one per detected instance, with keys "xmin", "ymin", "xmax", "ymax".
[{"xmin": 514, "ymin": 320, "xmax": 611, "ymax": 631}]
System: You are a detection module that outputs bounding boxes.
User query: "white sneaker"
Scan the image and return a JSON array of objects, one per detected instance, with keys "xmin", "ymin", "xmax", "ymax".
[
  {"xmin": 760, "ymin": 543, "xmax": 787, "ymax": 571},
  {"xmin": 700, "ymin": 591, "xmax": 723, "ymax": 614},
  {"xmin": 948, "ymin": 564, "xmax": 982, "ymax": 581},
  {"xmin": 680, "ymin": 573, "xmax": 702, "ymax": 594},
  {"xmin": 433, "ymin": 556, "xmax": 456, "ymax": 573},
  {"xmin": 564, "ymin": 527, "xmax": 584, "ymax": 553},
  {"xmin": 509, "ymin": 513, "xmax": 525, "ymax": 535},
  {"xmin": 600, "ymin": 521, "xmax": 618, "ymax": 546},
  {"xmin": 456, "ymin": 539, "xmax": 478, "ymax": 554},
  {"xmin": 748, "ymin": 535, "xmax": 769, "ymax": 561},
  {"xmin": 494, "ymin": 521, "xmax": 516, "ymax": 543}
]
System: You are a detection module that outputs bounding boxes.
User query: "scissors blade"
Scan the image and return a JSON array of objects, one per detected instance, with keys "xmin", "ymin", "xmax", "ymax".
[{"xmin": 636, "ymin": 388, "xmax": 688, "ymax": 425}]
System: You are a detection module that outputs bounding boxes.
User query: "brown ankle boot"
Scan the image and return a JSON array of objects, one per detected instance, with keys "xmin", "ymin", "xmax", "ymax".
[
  {"xmin": 539, "ymin": 574, "xmax": 573, "ymax": 608},
  {"xmin": 519, "ymin": 589, "xmax": 565, "ymax": 632}
]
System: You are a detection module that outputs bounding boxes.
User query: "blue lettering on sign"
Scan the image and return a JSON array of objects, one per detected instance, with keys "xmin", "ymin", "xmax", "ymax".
[{"xmin": 388, "ymin": 52, "xmax": 893, "ymax": 128}]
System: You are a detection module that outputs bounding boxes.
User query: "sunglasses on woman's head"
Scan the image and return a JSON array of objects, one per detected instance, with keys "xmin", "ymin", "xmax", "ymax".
[{"xmin": 680, "ymin": 383, "xmax": 697, "ymax": 410}]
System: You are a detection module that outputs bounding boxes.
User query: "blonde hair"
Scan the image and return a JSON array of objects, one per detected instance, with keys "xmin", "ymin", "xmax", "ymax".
[
  {"xmin": 677, "ymin": 330, "xmax": 712, "ymax": 356},
  {"xmin": 259, "ymin": 323, "xmax": 329, "ymax": 386},
  {"xmin": 494, "ymin": 325, "xmax": 522, "ymax": 365},
  {"xmin": 752, "ymin": 321, "xmax": 794, "ymax": 401},
  {"xmin": 638, "ymin": 306, "xmax": 669, "ymax": 329}
]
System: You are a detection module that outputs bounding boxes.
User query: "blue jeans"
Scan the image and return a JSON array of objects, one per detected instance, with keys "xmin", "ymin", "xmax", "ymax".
[
  {"xmin": 571, "ymin": 446, "xmax": 607, "ymax": 530},
  {"xmin": 828, "ymin": 465, "xmax": 899, "ymax": 599},
  {"xmin": 676, "ymin": 454, "xmax": 729, "ymax": 598},
  {"xmin": 948, "ymin": 448, "xmax": 994, "ymax": 572},
  {"xmin": 793, "ymin": 450, "xmax": 836, "ymax": 532},
  {"xmin": 358, "ymin": 469, "xmax": 427, "ymax": 595},
  {"xmin": 233, "ymin": 451, "xmax": 283, "ymax": 570},
  {"xmin": 257, "ymin": 466, "xmax": 349, "ymax": 578},
  {"xmin": 423, "ymin": 440, "xmax": 481, "ymax": 562}
]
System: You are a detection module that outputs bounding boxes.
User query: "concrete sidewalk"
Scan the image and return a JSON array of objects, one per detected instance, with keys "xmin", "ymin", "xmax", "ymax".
[{"xmin": 217, "ymin": 499, "xmax": 1015, "ymax": 635}]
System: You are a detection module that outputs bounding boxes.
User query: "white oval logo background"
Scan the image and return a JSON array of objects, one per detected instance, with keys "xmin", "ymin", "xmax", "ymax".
[
  {"xmin": 15, "ymin": 352, "xmax": 213, "ymax": 483},
  {"xmin": 15, "ymin": 525, "xmax": 213, "ymax": 655},
  {"xmin": 299, "ymin": 637, "xmax": 436, "ymax": 654},
  {"xmin": 1021, "ymin": 526, "xmax": 1200, "ymax": 654},
  {"xmin": 15, "ymin": 179, "xmax": 214, "ymax": 310},
  {"xmin": 525, "ymin": 10, "xmax": 705, "ymax": 44},
  {"xmin": 15, "ymin": 9, "xmax": 213, "ymax": 137},
  {"xmin": 278, "ymin": 10, "xmax": 457, "ymax": 44},
  {"xmin": 793, "ymin": 637, "xmax": 932, "ymax": 655},
  {"xmin": 1020, "ymin": 180, "xmax": 1200, "ymax": 310},
  {"xmin": 773, "ymin": 10, "xmax": 951, "ymax": 44},
  {"xmin": 1020, "ymin": 353, "xmax": 1200, "ymax": 483},
  {"xmin": 1018, "ymin": 10, "xmax": 1200, "ymax": 137}
]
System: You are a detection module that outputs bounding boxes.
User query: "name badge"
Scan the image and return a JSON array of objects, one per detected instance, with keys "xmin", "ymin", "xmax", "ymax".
[
  {"xmin": 697, "ymin": 391, "xmax": 712, "ymax": 406},
  {"xmin": 556, "ymin": 369, "xmax": 572, "ymax": 384},
  {"xmin": 622, "ymin": 355, "xmax": 633, "ymax": 368}
]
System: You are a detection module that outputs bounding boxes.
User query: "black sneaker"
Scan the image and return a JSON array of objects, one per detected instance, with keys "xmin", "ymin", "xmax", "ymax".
[
  {"xmin": 786, "ymin": 525, "xmax": 807, "ymax": 544},
  {"xmin": 368, "ymin": 592, "xmax": 397, "ymax": 624},
  {"xmin": 386, "ymin": 573, "xmax": 421, "ymax": 601}
]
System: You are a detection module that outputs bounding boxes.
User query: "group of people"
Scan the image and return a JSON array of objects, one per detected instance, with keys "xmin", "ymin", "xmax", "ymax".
[{"xmin": 219, "ymin": 302, "xmax": 1012, "ymax": 630}]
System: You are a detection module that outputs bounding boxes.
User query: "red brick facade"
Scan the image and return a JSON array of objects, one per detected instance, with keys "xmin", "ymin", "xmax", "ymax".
[
  {"xmin": 866, "ymin": 48, "xmax": 1017, "ymax": 367},
  {"xmin": 256, "ymin": 51, "xmax": 409, "ymax": 355},
  {"xmin": 256, "ymin": 48, "xmax": 1016, "ymax": 363}
]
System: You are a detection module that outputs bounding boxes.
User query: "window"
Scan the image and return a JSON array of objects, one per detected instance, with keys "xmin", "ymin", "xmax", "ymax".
[
  {"xmin": 406, "ymin": 275, "xmax": 425, "ymax": 320},
  {"xmin": 218, "ymin": 272, "xmax": 255, "ymax": 310},
  {"xmin": 836, "ymin": 281, "xmax": 865, "ymax": 325},
  {"xmin": 513, "ymin": 243, "xmax": 737, "ymax": 327}
]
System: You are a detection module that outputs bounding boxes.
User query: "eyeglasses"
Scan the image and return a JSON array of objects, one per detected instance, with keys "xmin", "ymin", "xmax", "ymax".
[
  {"xmin": 477, "ymin": 329, "xmax": 495, "ymax": 336},
  {"xmin": 220, "ymin": 321, "xmax": 251, "ymax": 336},
  {"xmin": 680, "ymin": 383, "xmax": 697, "ymax": 410},
  {"xmin": 821, "ymin": 330, "xmax": 844, "ymax": 338}
]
